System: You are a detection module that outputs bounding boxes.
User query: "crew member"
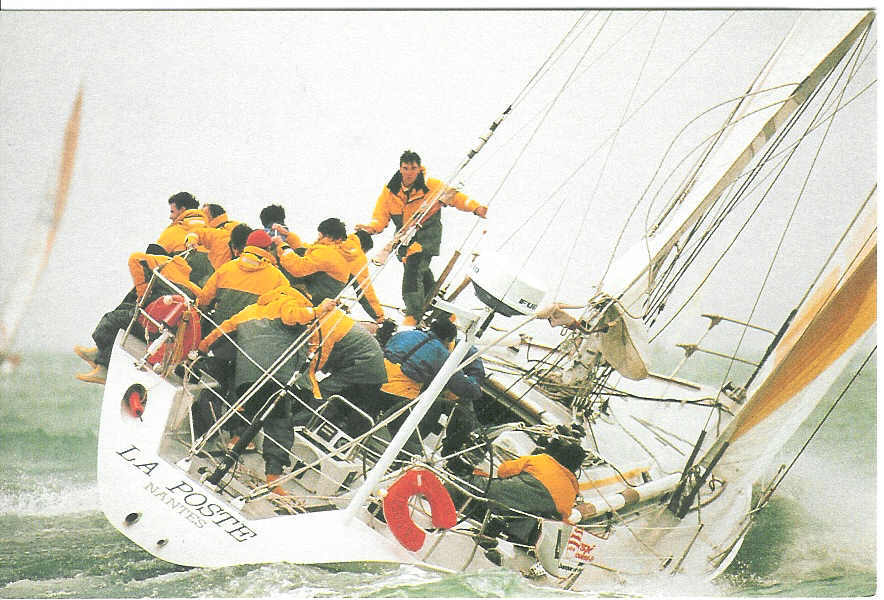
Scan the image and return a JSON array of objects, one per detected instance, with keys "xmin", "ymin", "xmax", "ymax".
[
  {"xmin": 74, "ymin": 244, "xmax": 201, "ymax": 384},
  {"xmin": 197, "ymin": 230, "xmax": 290, "ymax": 324},
  {"xmin": 355, "ymin": 150, "xmax": 487, "ymax": 326},
  {"xmin": 343, "ymin": 229, "xmax": 386, "ymax": 323},
  {"xmin": 274, "ymin": 217, "xmax": 356, "ymax": 305},
  {"xmin": 377, "ymin": 317, "xmax": 483, "ymax": 458},
  {"xmin": 185, "ymin": 203, "xmax": 242, "ymax": 268},
  {"xmin": 198, "ymin": 286, "xmax": 336, "ymax": 495}
]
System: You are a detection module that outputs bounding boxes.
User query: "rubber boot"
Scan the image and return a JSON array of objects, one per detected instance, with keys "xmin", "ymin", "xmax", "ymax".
[
  {"xmin": 266, "ymin": 473, "xmax": 288, "ymax": 496},
  {"xmin": 402, "ymin": 292, "xmax": 424, "ymax": 326},
  {"xmin": 74, "ymin": 345, "xmax": 99, "ymax": 368}
]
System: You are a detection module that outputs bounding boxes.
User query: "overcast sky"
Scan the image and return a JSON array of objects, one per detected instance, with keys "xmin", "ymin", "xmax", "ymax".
[{"xmin": 0, "ymin": 8, "xmax": 875, "ymax": 359}]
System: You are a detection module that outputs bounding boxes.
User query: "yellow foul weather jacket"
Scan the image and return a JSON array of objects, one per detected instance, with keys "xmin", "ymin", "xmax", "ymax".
[
  {"xmin": 342, "ymin": 233, "xmax": 385, "ymax": 321},
  {"xmin": 496, "ymin": 454, "xmax": 579, "ymax": 520},
  {"xmin": 127, "ymin": 252, "xmax": 202, "ymax": 300},
  {"xmin": 184, "ymin": 212, "xmax": 242, "ymax": 268},
  {"xmin": 197, "ymin": 245, "xmax": 291, "ymax": 323},
  {"xmin": 156, "ymin": 209, "xmax": 209, "ymax": 254}
]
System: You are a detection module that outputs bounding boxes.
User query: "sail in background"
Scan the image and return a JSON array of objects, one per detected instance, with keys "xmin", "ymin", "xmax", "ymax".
[{"xmin": 0, "ymin": 88, "xmax": 82, "ymax": 362}]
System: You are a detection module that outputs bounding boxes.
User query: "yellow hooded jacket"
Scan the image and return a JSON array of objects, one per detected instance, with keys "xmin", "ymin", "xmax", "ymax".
[
  {"xmin": 199, "ymin": 286, "xmax": 321, "ymax": 396},
  {"xmin": 361, "ymin": 166, "xmax": 482, "ymax": 257},
  {"xmin": 497, "ymin": 454, "xmax": 579, "ymax": 520},
  {"xmin": 128, "ymin": 252, "xmax": 202, "ymax": 300},
  {"xmin": 184, "ymin": 212, "xmax": 242, "ymax": 268},
  {"xmin": 197, "ymin": 245, "xmax": 291, "ymax": 323},
  {"xmin": 277, "ymin": 238, "xmax": 358, "ymax": 304},
  {"xmin": 156, "ymin": 209, "xmax": 209, "ymax": 254}
]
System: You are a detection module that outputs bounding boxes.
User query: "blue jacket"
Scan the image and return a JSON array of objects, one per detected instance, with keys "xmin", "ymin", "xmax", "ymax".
[{"xmin": 384, "ymin": 330, "xmax": 482, "ymax": 401}]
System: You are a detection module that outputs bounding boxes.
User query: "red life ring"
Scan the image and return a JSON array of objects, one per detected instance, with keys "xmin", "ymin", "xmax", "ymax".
[
  {"xmin": 383, "ymin": 468, "xmax": 457, "ymax": 552},
  {"xmin": 138, "ymin": 295, "xmax": 201, "ymax": 365}
]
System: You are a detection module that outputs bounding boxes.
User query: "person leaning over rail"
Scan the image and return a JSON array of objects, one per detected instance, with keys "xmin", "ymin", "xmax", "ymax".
[
  {"xmin": 74, "ymin": 244, "xmax": 202, "ymax": 385},
  {"xmin": 273, "ymin": 217, "xmax": 357, "ymax": 306},
  {"xmin": 355, "ymin": 150, "xmax": 488, "ymax": 326},
  {"xmin": 197, "ymin": 285, "xmax": 337, "ymax": 495},
  {"xmin": 290, "ymin": 305, "xmax": 388, "ymax": 436}
]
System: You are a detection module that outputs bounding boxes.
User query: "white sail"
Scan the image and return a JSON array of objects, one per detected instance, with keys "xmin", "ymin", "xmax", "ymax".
[
  {"xmin": 703, "ymin": 199, "xmax": 876, "ymax": 483},
  {"xmin": 599, "ymin": 11, "xmax": 873, "ymax": 311}
]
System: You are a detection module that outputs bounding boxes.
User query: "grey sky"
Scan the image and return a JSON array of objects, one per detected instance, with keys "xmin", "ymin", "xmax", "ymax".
[{"xmin": 0, "ymin": 9, "xmax": 875, "ymax": 360}]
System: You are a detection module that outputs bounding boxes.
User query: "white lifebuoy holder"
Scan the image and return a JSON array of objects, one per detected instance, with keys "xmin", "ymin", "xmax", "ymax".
[{"xmin": 382, "ymin": 468, "xmax": 457, "ymax": 552}]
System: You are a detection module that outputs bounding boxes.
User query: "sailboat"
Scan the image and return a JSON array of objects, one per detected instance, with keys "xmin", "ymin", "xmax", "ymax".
[
  {"xmin": 92, "ymin": 10, "xmax": 875, "ymax": 590},
  {"xmin": 0, "ymin": 88, "xmax": 82, "ymax": 374}
]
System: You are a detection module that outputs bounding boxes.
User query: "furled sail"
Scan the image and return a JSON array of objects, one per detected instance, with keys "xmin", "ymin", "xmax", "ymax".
[
  {"xmin": 0, "ymin": 88, "xmax": 82, "ymax": 360},
  {"xmin": 598, "ymin": 11, "xmax": 874, "ymax": 311}
]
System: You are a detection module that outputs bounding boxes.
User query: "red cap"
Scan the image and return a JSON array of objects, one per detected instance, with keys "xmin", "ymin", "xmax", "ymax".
[{"xmin": 246, "ymin": 230, "xmax": 273, "ymax": 249}]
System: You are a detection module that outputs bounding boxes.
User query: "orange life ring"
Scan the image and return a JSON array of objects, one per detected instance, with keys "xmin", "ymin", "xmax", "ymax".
[{"xmin": 383, "ymin": 468, "xmax": 457, "ymax": 552}]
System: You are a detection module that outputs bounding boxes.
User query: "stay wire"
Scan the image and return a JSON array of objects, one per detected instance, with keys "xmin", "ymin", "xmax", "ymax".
[
  {"xmin": 769, "ymin": 346, "xmax": 876, "ymax": 496},
  {"xmin": 555, "ymin": 12, "xmax": 667, "ymax": 299},
  {"xmin": 645, "ymin": 52, "xmax": 844, "ymax": 338},
  {"xmin": 695, "ymin": 31, "xmax": 870, "ymax": 416},
  {"xmin": 646, "ymin": 20, "xmax": 872, "ymax": 328},
  {"xmin": 499, "ymin": 11, "xmax": 735, "ymax": 251}
]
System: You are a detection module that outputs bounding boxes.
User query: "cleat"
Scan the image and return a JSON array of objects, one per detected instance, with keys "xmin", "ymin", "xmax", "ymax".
[
  {"xmin": 266, "ymin": 473, "xmax": 288, "ymax": 496},
  {"xmin": 76, "ymin": 365, "xmax": 107, "ymax": 384},
  {"xmin": 74, "ymin": 345, "xmax": 99, "ymax": 368}
]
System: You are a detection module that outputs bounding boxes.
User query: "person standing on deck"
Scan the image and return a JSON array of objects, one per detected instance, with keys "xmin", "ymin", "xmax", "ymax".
[{"xmin": 355, "ymin": 150, "xmax": 488, "ymax": 326}]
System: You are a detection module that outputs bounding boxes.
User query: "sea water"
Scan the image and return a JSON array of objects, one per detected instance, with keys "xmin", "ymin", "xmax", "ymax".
[{"xmin": 0, "ymin": 352, "xmax": 875, "ymax": 598}]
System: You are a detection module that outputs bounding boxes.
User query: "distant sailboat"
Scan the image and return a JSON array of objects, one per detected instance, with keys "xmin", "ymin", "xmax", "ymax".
[{"xmin": 0, "ymin": 88, "xmax": 82, "ymax": 373}]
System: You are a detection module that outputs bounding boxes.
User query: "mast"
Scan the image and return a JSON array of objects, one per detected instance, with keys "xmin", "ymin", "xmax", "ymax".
[{"xmin": 599, "ymin": 12, "xmax": 874, "ymax": 308}]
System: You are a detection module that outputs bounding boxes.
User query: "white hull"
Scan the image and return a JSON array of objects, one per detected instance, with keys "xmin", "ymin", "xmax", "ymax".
[{"xmin": 98, "ymin": 332, "xmax": 761, "ymax": 590}]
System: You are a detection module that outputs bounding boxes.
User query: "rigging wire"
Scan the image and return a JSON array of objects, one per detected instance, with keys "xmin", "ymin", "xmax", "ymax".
[
  {"xmin": 645, "ymin": 58, "xmax": 852, "ymax": 338},
  {"xmin": 597, "ymin": 15, "xmax": 800, "ymax": 297},
  {"xmin": 707, "ymin": 26, "xmax": 872, "ymax": 401},
  {"xmin": 498, "ymin": 11, "xmax": 736, "ymax": 252},
  {"xmin": 555, "ymin": 12, "xmax": 668, "ymax": 299},
  {"xmin": 762, "ymin": 345, "xmax": 876, "ymax": 500},
  {"xmin": 646, "ymin": 17, "xmax": 873, "ymax": 345}
]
